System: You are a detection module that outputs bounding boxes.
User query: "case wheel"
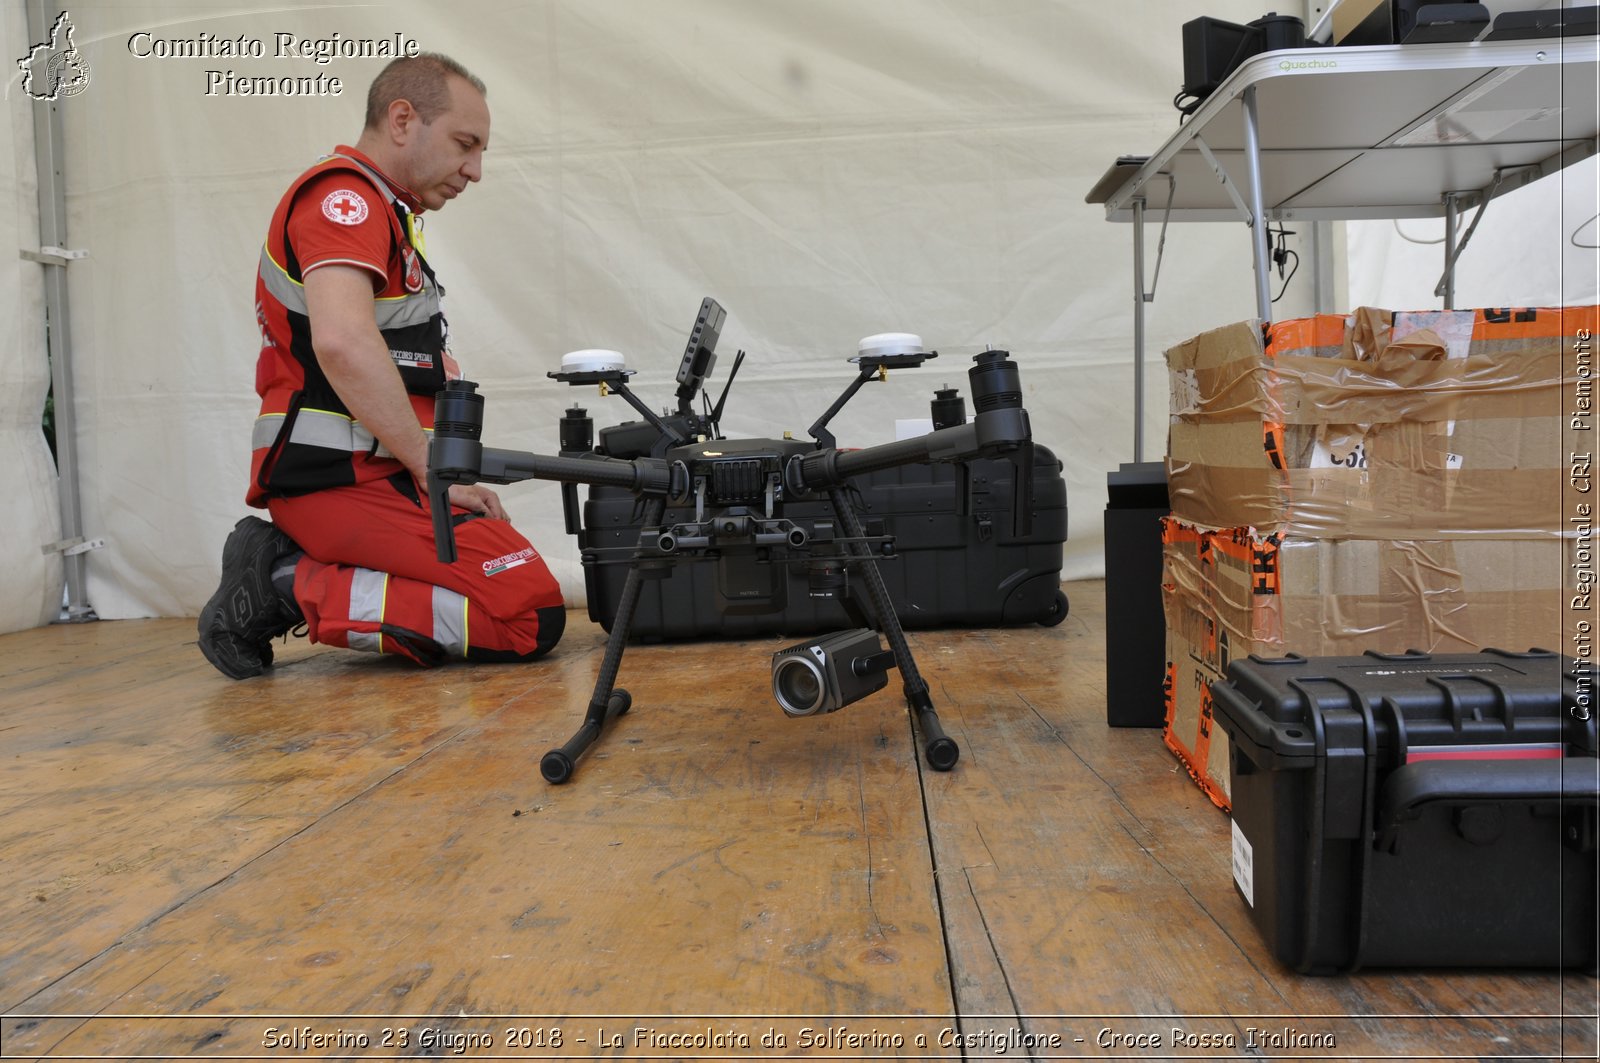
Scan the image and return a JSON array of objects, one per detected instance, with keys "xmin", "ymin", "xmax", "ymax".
[{"xmin": 1038, "ymin": 589, "xmax": 1070, "ymax": 627}]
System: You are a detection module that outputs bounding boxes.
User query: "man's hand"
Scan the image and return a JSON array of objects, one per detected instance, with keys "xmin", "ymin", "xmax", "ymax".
[{"xmin": 447, "ymin": 483, "xmax": 506, "ymax": 520}]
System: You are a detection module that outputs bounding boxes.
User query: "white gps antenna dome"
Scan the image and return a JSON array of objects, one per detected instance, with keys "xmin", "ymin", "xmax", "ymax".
[
  {"xmin": 560, "ymin": 349, "xmax": 627, "ymax": 374},
  {"xmin": 857, "ymin": 332, "xmax": 925, "ymax": 359}
]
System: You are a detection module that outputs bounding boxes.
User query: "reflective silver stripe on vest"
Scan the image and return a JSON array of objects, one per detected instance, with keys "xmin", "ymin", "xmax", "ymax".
[
  {"xmin": 373, "ymin": 288, "xmax": 441, "ymax": 331},
  {"xmin": 252, "ymin": 410, "xmax": 431, "ymax": 457},
  {"xmin": 259, "ymin": 247, "xmax": 309, "ymax": 312},
  {"xmin": 258, "ymin": 246, "xmax": 441, "ymax": 330},
  {"xmin": 431, "ymin": 585, "xmax": 469, "ymax": 657}
]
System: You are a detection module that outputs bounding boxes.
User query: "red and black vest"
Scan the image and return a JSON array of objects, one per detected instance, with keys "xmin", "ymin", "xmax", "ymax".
[{"xmin": 248, "ymin": 150, "xmax": 450, "ymax": 505}]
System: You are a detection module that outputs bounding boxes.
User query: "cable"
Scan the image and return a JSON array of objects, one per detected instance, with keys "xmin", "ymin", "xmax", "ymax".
[
  {"xmin": 1573, "ymin": 213, "xmax": 1600, "ymax": 250},
  {"xmin": 1391, "ymin": 218, "xmax": 1450, "ymax": 246},
  {"xmin": 1269, "ymin": 223, "xmax": 1299, "ymax": 304}
]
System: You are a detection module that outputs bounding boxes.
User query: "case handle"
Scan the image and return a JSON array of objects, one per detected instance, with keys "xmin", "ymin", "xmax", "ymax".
[{"xmin": 1375, "ymin": 758, "xmax": 1599, "ymax": 852}]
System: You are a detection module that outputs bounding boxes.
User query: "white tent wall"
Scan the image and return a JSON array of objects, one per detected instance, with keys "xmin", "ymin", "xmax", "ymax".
[
  {"xmin": 2, "ymin": 3, "xmax": 65, "ymax": 635},
  {"xmin": 44, "ymin": 0, "xmax": 1296, "ymax": 622}
]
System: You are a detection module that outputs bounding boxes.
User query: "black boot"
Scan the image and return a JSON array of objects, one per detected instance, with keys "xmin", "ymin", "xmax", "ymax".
[{"xmin": 197, "ymin": 516, "xmax": 304, "ymax": 679}]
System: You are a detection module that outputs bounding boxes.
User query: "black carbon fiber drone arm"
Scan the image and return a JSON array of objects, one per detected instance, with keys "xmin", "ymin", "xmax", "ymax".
[
  {"xmin": 427, "ymin": 381, "xmax": 681, "ymax": 563},
  {"xmin": 785, "ymin": 349, "xmax": 1034, "ymax": 533}
]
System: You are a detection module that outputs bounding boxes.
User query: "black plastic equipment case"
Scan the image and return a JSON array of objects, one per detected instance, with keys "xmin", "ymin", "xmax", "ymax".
[
  {"xmin": 579, "ymin": 445, "xmax": 1068, "ymax": 639},
  {"xmin": 1211, "ymin": 649, "xmax": 1599, "ymax": 975}
]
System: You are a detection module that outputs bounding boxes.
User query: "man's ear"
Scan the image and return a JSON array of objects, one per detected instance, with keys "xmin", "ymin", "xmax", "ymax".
[{"xmin": 386, "ymin": 98, "xmax": 418, "ymax": 143}]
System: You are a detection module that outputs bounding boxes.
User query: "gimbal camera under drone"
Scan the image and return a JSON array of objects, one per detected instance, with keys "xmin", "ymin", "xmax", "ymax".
[{"xmin": 427, "ymin": 298, "xmax": 1035, "ymax": 785}]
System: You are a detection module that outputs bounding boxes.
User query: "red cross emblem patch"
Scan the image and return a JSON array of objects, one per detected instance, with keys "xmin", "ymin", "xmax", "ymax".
[{"xmin": 321, "ymin": 189, "xmax": 369, "ymax": 226}]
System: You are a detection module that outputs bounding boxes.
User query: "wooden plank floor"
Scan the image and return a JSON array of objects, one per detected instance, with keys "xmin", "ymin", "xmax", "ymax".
[{"xmin": 0, "ymin": 579, "xmax": 1594, "ymax": 1061}]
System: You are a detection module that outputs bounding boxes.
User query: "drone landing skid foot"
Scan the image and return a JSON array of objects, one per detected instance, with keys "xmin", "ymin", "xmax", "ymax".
[
  {"xmin": 910, "ymin": 689, "xmax": 959, "ymax": 772},
  {"xmin": 541, "ymin": 496, "xmax": 663, "ymax": 786},
  {"xmin": 542, "ymin": 688, "xmax": 632, "ymax": 784}
]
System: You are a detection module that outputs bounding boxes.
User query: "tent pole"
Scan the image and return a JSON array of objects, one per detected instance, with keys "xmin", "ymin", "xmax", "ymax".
[{"xmin": 27, "ymin": 0, "xmax": 95, "ymax": 621}]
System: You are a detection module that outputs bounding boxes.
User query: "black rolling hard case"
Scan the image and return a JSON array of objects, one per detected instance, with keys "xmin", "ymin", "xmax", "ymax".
[
  {"xmin": 579, "ymin": 446, "xmax": 1069, "ymax": 639},
  {"xmin": 1210, "ymin": 649, "xmax": 1599, "ymax": 975}
]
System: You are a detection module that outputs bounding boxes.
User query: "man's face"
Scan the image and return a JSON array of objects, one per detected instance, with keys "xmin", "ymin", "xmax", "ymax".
[{"xmin": 400, "ymin": 75, "xmax": 490, "ymax": 211}]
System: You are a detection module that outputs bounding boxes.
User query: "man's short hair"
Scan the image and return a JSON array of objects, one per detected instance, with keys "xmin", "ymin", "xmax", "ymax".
[{"xmin": 364, "ymin": 53, "xmax": 486, "ymax": 129}]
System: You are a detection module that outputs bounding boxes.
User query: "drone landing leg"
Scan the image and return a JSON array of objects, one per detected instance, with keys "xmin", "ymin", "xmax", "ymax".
[
  {"xmin": 540, "ymin": 498, "xmax": 666, "ymax": 785},
  {"xmin": 827, "ymin": 488, "xmax": 959, "ymax": 771}
]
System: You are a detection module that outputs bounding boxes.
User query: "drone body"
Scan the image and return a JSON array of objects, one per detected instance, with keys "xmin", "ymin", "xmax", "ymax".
[{"xmin": 427, "ymin": 299, "xmax": 1037, "ymax": 784}]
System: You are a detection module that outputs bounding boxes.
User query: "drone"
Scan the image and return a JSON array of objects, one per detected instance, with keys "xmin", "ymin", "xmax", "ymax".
[{"xmin": 427, "ymin": 298, "xmax": 1036, "ymax": 785}]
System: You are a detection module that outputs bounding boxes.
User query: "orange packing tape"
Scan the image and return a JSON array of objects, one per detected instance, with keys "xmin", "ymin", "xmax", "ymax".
[
  {"xmin": 1265, "ymin": 313, "xmax": 1349, "ymax": 358},
  {"xmin": 1194, "ymin": 684, "xmax": 1231, "ymax": 811},
  {"xmin": 1207, "ymin": 527, "xmax": 1254, "ymax": 561},
  {"xmin": 1160, "ymin": 515, "xmax": 1204, "ymax": 547},
  {"xmin": 1474, "ymin": 305, "xmax": 1599, "ymax": 342},
  {"xmin": 1252, "ymin": 535, "xmax": 1281, "ymax": 596},
  {"xmin": 1262, "ymin": 421, "xmax": 1288, "ymax": 470}
]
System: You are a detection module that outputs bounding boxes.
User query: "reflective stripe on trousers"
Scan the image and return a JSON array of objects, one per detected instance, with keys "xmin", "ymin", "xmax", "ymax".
[{"xmin": 342, "ymin": 566, "xmax": 469, "ymax": 658}]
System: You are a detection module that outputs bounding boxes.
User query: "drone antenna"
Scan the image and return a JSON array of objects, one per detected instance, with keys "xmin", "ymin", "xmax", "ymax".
[{"xmin": 708, "ymin": 348, "xmax": 746, "ymax": 433}]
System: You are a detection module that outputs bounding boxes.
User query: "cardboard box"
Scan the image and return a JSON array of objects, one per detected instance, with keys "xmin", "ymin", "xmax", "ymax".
[
  {"xmin": 1160, "ymin": 517, "xmax": 1568, "ymax": 810},
  {"xmin": 1164, "ymin": 306, "xmax": 1583, "ymax": 539},
  {"xmin": 1163, "ymin": 594, "xmax": 1233, "ymax": 810},
  {"xmin": 1159, "ymin": 304, "xmax": 1590, "ymax": 808},
  {"xmin": 1208, "ymin": 532, "xmax": 1561, "ymax": 656}
]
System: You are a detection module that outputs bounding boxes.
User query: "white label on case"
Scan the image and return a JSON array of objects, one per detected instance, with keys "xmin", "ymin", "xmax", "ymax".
[{"xmin": 1232, "ymin": 818, "xmax": 1255, "ymax": 908}]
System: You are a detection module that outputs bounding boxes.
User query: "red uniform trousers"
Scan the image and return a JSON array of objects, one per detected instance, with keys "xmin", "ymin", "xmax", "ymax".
[{"xmin": 267, "ymin": 475, "xmax": 564, "ymax": 665}]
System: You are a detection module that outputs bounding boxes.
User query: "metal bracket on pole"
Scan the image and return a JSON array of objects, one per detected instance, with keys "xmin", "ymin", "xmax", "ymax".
[
  {"xmin": 20, "ymin": 246, "xmax": 87, "ymax": 267},
  {"xmin": 1194, "ymin": 135, "xmax": 1255, "ymax": 227},
  {"xmin": 41, "ymin": 536, "xmax": 106, "ymax": 558},
  {"xmin": 1143, "ymin": 174, "xmax": 1176, "ymax": 304},
  {"xmin": 1432, "ymin": 165, "xmax": 1535, "ymax": 301}
]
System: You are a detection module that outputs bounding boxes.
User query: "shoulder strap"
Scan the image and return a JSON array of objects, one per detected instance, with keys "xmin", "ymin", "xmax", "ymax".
[{"xmin": 318, "ymin": 152, "xmax": 440, "ymax": 290}]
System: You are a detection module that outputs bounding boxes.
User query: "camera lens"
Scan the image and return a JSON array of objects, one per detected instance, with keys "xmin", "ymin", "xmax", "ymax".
[
  {"xmin": 773, "ymin": 656, "xmax": 826, "ymax": 716},
  {"xmin": 807, "ymin": 560, "xmax": 846, "ymax": 599}
]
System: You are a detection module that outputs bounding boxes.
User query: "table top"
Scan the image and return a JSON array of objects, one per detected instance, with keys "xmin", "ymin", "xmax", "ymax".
[{"xmin": 1096, "ymin": 37, "xmax": 1598, "ymax": 223}]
